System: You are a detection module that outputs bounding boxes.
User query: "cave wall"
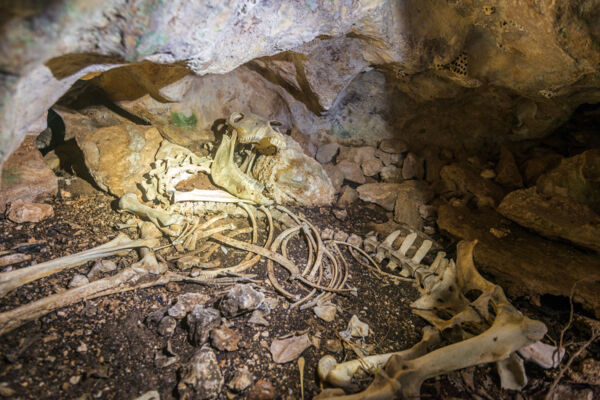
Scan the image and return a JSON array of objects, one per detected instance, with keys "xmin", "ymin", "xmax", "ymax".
[{"xmin": 1, "ymin": 0, "xmax": 600, "ymax": 167}]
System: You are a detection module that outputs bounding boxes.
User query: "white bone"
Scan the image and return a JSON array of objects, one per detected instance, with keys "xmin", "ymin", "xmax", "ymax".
[
  {"xmin": 411, "ymin": 239, "xmax": 432, "ymax": 264},
  {"xmin": 399, "ymin": 232, "xmax": 417, "ymax": 256},
  {"xmin": 173, "ymin": 189, "xmax": 252, "ymax": 203}
]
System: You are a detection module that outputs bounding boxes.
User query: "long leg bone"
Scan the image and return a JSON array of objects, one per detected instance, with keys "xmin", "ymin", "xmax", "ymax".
[{"xmin": 0, "ymin": 233, "xmax": 157, "ymax": 297}]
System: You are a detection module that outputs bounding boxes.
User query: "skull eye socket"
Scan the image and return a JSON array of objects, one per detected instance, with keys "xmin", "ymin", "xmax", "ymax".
[
  {"xmin": 231, "ymin": 113, "xmax": 244, "ymax": 123},
  {"xmin": 269, "ymin": 120, "xmax": 282, "ymax": 128}
]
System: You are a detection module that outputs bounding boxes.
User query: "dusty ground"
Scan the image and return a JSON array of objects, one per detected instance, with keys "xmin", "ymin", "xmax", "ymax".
[{"xmin": 0, "ymin": 177, "xmax": 599, "ymax": 400}]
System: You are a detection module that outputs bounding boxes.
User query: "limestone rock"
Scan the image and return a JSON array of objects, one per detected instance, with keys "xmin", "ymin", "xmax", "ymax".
[
  {"xmin": 315, "ymin": 143, "xmax": 340, "ymax": 164},
  {"xmin": 76, "ymin": 125, "xmax": 163, "ymax": 198},
  {"xmin": 68, "ymin": 274, "xmax": 89, "ymax": 289},
  {"xmin": 158, "ymin": 316, "xmax": 177, "ymax": 337},
  {"xmin": 498, "ymin": 188, "xmax": 600, "ymax": 253},
  {"xmin": 375, "ymin": 149, "xmax": 401, "ymax": 166},
  {"xmin": 437, "ymin": 204, "xmax": 600, "ymax": 317},
  {"xmin": 228, "ymin": 366, "xmax": 253, "ymax": 393},
  {"xmin": 441, "ymin": 163, "xmax": 505, "ymax": 208},
  {"xmin": 523, "ymin": 152, "xmax": 562, "ymax": 186},
  {"xmin": 253, "ymin": 137, "xmax": 335, "ymax": 206},
  {"xmin": 210, "ymin": 326, "xmax": 241, "ymax": 352},
  {"xmin": 177, "ymin": 345, "xmax": 223, "ymax": 400},
  {"xmin": 394, "ymin": 192, "xmax": 423, "ymax": 230},
  {"xmin": 168, "ymin": 293, "xmax": 211, "ymax": 320},
  {"xmin": 336, "ymin": 160, "xmax": 365, "ymax": 184},
  {"xmin": 313, "ymin": 302, "xmax": 337, "ymax": 322},
  {"xmin": 357, "ymin": 183, "xmax": 403, "ymax": 211},
  {"xmin": 361, "ymin": 158, "xmax": 383, "ymax": 177},
  {"xmin": 380, "ymin": 165, "xmax": 403, "ymax": 183},
  {"xmin": 6, "ymin": 199, "xmax": 53, "ymax": 223},
  {"xmin": 402, "ymin": 153, "xmax": 424, "ymax": 180},
  {"xmin": 392, "ymin": 181, "xmax": 434, "ymax": 230},
  {"xmin": 536, "ymin": 149, "xmax": 600, "ymax": 213},
  {"xmin": 247, "ymin": 379, "xmax": 276, "ymax": 400},
  {"xmin": 0, "ymin": 136, "xmax": 57, "ymax": 213},
  {"xmin": 336, "ymin": 186, "xmax": 358, "ymax": 208},
  {"xmin": 220, "ymin": 284, "xmax": 264, "ymax": 317},
  {"xmin": 322, "ymin": 164, "xmax": 344, "ymax": 194},
  {"xmin": 337, "ymin": 146, "xmax": 376, "ymax": 165},
  {"xmin": 379, "ymin": 139, "xmax": 407, "ymax": 154},
  {"xmin": 495, "ymin": 146, "xmax": 523, "ymax": 189},
  {"xmin": 187, "ymin": 306, "xmax": 221, "ymax": 346}
]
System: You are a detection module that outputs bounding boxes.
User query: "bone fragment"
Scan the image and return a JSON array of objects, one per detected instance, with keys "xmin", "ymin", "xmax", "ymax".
[
  {"xmin": 0, "ymin": 233, "xmax": 156, "ymax": 298},
  {"xmin": 518, "ymin": 341, "xmax": 565, "ymax": 369}
]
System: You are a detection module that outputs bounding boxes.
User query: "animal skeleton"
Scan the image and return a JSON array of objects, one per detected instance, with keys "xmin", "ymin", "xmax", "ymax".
[{"xmin": 316, "ymin": 237, "xmax": 554, "ymax": 399}]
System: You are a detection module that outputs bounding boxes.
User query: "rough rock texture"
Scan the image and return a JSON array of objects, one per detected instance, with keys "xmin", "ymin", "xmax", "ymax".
[
  {"xmin": 177, "ymin": 345, "xmax": 223, "ymax": 400},
  {"xmin": 498, "ymin": 188, "xmax": 600, "ymax": 253},
  {"xmin": 438, "ymin": 204, "xmax": 600, "ymax": 317},
  {"xmin": 441, "ymin": 163, "xmax": 505, "ymax": 207},
  {"xmin": 75, "ymin": 125, "xmax": 163, "ymax": 198},
  {"xmin": 495, "ymin": 146, "xmax": 523, "ymax": 189},
  {"xmin": 357, "ymin": 183, "xmax": 403, "ymax": 211},
  {"xmin": 0, "ymin": 136, "xmax": 57, "ymax": 213},
  {"xmin": 536, "ymin": 149, "xmax": 600, "ymax": 213},
  {"xmin": 336, "ymin": 160, "xmax": 365, "ymax": 185},
  {"xmin": 393, "ymin": 181, "xmax": 434, "ymax": 229},
  {"xmin": 253, "ymin": 137, "xmax": 335, "ymax": 206},
  {"xmin": 3, "ymin": 0, "xmax": 600, "ymax": 167},
  {"xmin": 6, "ymin": 199, "xmax": 54, "ymax": 223}
]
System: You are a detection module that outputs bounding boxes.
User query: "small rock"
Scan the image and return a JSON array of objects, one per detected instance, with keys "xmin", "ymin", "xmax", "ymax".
[
  {"xmin": 145, "ymin": 309, "xmax": 167, "ymax": 328},
  {"xmin": 313, "ymin": 302, "xmax": 336, "ymax": 322},
  {"xmin": 333, "ymin": 209, "xmax": 347, "ymax": 221},
  {"xmin": 220, "ymin": 284, "xmax": 265, "ymax": 317},
  {"xmin": 158, "ymin": 316, "xmax": 177, "ymax": 337},
  {"xmin": 168, "ymin": 292, "xmax": 211, "ymax": 320},
  {"xmin": 247, "ymin": 379, "xmax": 276, "ymax": 400},
  {"xmin": 87, "ymin": 259, "xmax": 118, "ymax": 280},
  {"xmin": 357, "ymin": 183, "xmax": 403, "ymax": 211},
  {"xmin": 322, "ymin": 164, "xmax": 344, "ymax": 193},
  {"xmin": 177, "ymin": 345, "xmax": 223, "ymax": 400},
  {"xmin": 6, "ymin": 199, "xmax": 54, "ymax": 223},
  {"xmin": 323, "ymin": 339, "xmax": 343, "ymax": 353},
  {"xmin": 0, "ymin": 383, "xmax": 15, "ymax": 397},
  {"xmin": 347, "ymin": 234, "xmax": 362, "ymax": 248},
  {"xmin": 337, "ymin": 146, "xmax": 376, "ymax": 164},
  {"xmin": 336, "ymin": 185, "xmax": 358, "ymax": 208},
  {"xmin": 68, "ymin": 274, "xmax": 89, "ymax": 288},
  {"xmin": 211, "ymin": 326, "xmax": 241, "ymax": 351},
  {"xmin": 135, "ymin": 391, "xmax": 161, "ymax": 400},
  {"xmin": 495, "ymin": 146, "xmax": 523, "ymax": 188},
  {"xmin": 333, "ymin": 231, "xmax": 349, "ymax": 242},
  {"xmin": 379, "ymin": 139, "xmax": 407, "ymax": 154},
  {"xmin": 361, "ymin": 158, "xmax": 383, "ymax": 177},
  {"xmin": 248, "ymin": 310, "xmax": 269, "ymax": 326},
  {"xmin": 380, "ymin": 165, "xmax": 403, "ymax": 183},
  {"xmin": 76, "ymin": 342, "xmax": 87, "ymax": 353},
  {"xmin": 187, "ymin": 306, "xmax": 221, "ymax": 346},
  {"xmin": 375, "ymin": 149, "xmax": 401, "ymax": 166},
  {"xmin": 321, "ymin": 228, "xmax": 334, "ymax": 241},
  {"xmin": 228, "ymin": 366, "xmax": 253, "ymax": 392},
  {"xmin": 394, "ymin": 192, "xmax": 423, "ymax": 231},
  {"xmin": 270, "ymin": 334, "xmax": 312, "ymax": 363},
  {"xmin": 69, "ymin": 375, "xmax": 81, "ymax": 385},
  {"xmin": 522, "ymin": 152, "xmax": 562, "ymax": 186},
  {"xmin": 340, "ymin": 315, "xmax": 370, "ymax": 339},
  {"xmin": 418, "ymin": 204, "xmax": 437, "ymax": 220},
  {"xmin": 480, "ymin": 169, "xmax": 496, "ymax": 179},
  {"xmin": 336, "ymin": 160, "xmax": 365, "ymax": 184},
  {"xmin": 315, "ymin": 143, "xmax": 340, "ymax": 164},
  {"xmin": 402, "ymin": 153, "xmax": 424, "ymax": 180}
]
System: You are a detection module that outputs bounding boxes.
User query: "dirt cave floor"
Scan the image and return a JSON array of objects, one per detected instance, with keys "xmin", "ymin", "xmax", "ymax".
[{"xmin": 1, "ymin": 176, "xmax": 599, "ymax": 400}]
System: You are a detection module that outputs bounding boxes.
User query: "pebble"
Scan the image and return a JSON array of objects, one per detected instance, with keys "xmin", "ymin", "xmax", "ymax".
[
  {"xmin": 220, "ymin": 284, "xmax": 265, "ymax": 317},
  {"xmin": 6, "ymin": 199, "xmax": 54, "ymax": 223},
  {"xmin": 333, "ymin": 231, "xmax": 349, "ymax": 242},
  {"xmin": 69, "ymin": 274, "xmax": 90, "ymax": 288},
  {"xmin": 247, "ymin": 379, "xmax": 276, "ymax": 400},
  {"xmin": 227, "ymin": 366, "xmax": 254, "ymax": 392},
  {"xmin": 157, "ymin": 316, "xmax": 177, "ymax": 337},
  {"xmin": 315, "ymin": 143, "xmax": 340, "ymax": 164},
  {"xmin": 211, "ymin": 326, "xmax": 241, "ymax": 351}
]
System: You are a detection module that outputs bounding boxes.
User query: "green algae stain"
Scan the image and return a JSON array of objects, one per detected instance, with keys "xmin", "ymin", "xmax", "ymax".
[
  {"xmin": 170, "ymin": 112, "xmax": 197, "ymax": 128},
  {"xmin": 2, "ymin": 167, "xmax": 21, "ymax": 185}
]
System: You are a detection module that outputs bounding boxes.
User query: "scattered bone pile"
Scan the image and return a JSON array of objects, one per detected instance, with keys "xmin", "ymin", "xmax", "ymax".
[{"xmin": 0, "ymin": 112, "xmax": 567, "ymax": 399}]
